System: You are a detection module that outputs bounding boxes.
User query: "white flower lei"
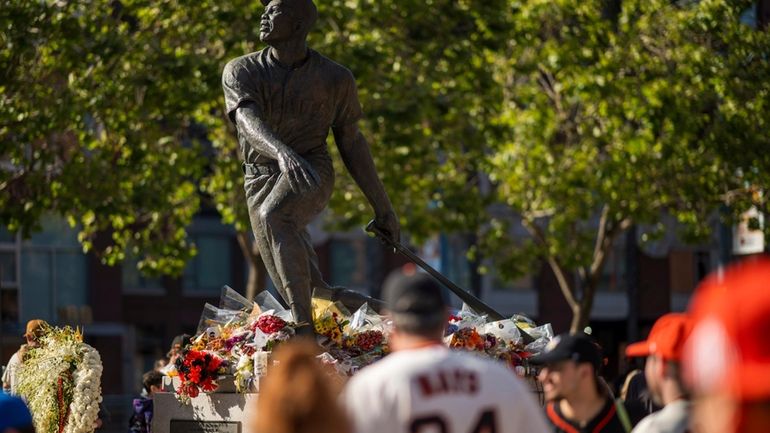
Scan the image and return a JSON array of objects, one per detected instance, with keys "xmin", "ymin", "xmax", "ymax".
[
  {"xmin": 64, "ymin": 344, "xmax": 103, "ymax": 433},
  {"xmin": 16, "ymin": 327, "xmax": 103, "ymax": 433}
]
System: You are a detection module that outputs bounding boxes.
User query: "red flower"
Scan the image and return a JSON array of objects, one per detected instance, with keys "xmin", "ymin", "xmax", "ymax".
[
  {"xmin": 256, "ymin": 315, "xmax": 287, "ymax": 334},
  {"xmin": 354, "ymin": 330, "xmax": 384, "ymax": 352},
  {"xmin": 175, "ymin": 349, "xmax": 226, "ymax": 399}
]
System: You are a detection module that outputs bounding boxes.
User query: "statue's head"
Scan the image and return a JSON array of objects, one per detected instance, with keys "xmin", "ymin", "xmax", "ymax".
[{"xmin": 259, "ymin": 0, "xmax": 318, "ymax": 44}]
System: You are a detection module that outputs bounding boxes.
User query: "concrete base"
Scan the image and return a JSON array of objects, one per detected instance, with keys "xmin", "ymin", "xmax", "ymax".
[{"xmin": 153, "ymin": 376, "xmax": 258, "ymax": 433}]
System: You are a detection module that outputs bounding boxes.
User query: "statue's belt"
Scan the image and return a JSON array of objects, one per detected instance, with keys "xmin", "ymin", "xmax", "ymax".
[{"xmin": 242, "ymin": 162, "xmax": 279, "ymax": 176}]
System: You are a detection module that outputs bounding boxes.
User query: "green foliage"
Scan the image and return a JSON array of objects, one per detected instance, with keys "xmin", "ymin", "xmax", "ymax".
[
  {"xmin": 2, "ymin": 0, "xmax": 768, "ymax": 298},
  {"xmin": 485, "ymin": 0, "xmax": 770, "ymax": 328}
]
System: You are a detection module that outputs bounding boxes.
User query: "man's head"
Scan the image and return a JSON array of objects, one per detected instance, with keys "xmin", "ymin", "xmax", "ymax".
[
  {"xmin": 23, "ymin": 319, "xmax": 48, "ymax": 346},
  {"xmin": 683, "ymin": 257, "xmax": 770, "ymax": 433},
  {"xmin": 530, "ymin": 333, "xmax": 603, "ymax": 402},
  {"xmin": 259, "ymin": 0, "xmax": 318, "ymax": 44},
  {"xmin": 0, "ymin": 393, "xmax": 34, "ymax": 433},
  {"xmin": 382, "ymin": 269, "xmax": 448, "ymax": 343},
  {"xmin": 143, "ymin": 370, "xmax": 165, "ymax": 397},
  {"xmin": 167, "ymin": 334, "xmax": 191, "ymax": 359},
  {"xmin": 626, "ymin": 313, "xmax": 692, "ymax": 405}
]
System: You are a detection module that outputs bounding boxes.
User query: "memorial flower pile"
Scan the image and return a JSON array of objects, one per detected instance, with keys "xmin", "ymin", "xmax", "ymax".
[
  {"xmin": 15, "ymin": 326, "xmax": 103, "ymax": 433},
  {"xmin": 173, "ymin": 286, "xmax": 553, "ymax": 399}
]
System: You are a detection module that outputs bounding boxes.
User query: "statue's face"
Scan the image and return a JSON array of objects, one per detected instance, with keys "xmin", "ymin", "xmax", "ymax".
[{"xmin": 260, "ymin": 1, "xmax": 297, "ymax": 43}]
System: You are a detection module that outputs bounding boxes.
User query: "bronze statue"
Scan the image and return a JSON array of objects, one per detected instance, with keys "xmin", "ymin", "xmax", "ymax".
[{"xmin": 222, "ymin": 0, "xmax": 399, "ymax": 333}]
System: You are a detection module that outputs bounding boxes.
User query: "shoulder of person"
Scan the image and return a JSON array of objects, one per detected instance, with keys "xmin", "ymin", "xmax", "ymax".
[
  {"xmin": 313, "ymin": 51, "xmax": 356, "ymax": 81},
  {"xmin": 223, "ymin": 50, "xmax": 268, "ymax": 77},
  {"xmin": 629, "ymin": 412, "xmax": 658, "ymax": 433}
]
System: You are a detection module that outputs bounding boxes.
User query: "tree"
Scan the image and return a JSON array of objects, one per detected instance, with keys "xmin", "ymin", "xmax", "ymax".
[
  {"xmin": 1, "ymin": 0, "xmax": 508, "ymax": 297},
  {"xmin": 485, "ymin": 0, "xmax": 770, "ymax": 332},
  {"xmin": 0, "ymin": 0, "xmax": 207, "ymax": 275}
]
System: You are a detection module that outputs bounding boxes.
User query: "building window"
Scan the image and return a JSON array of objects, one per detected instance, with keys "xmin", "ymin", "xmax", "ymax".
[
  {"xmin": 183, "ymin": 234, "xmax": 234, "ymax": 295},
  {"xmin": 329, "ymin": 237, "xmax": 367, "ymax": 289},
  {"xmin": 599, "ymin": 244, "xmax": 627, "ymax": 292},
  {"xmin": 0, "ymin": 228, "xmax": 20, "ymax": 329}
]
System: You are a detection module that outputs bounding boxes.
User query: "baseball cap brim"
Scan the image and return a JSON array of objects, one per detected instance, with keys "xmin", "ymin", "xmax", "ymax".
[
  {"xmin": 528, "ymin": 347, "xmax": 572, "ymax": 365},
  {"xmin": 625, "ymin": 341, "xmax": 652, "ymax": 358}
]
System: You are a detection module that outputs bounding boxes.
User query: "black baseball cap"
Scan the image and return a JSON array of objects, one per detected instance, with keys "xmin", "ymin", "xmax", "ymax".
[
  {"xmin": 529, "ymin": 333, "xmax": 602, "ymax": 371},
  {"xmin": 382, "ymin": 269, "xmax": 448, "ymax": 331}
]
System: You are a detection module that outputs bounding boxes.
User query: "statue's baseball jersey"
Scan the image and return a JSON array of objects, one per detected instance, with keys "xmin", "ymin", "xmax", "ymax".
[{"xmin": 344, "ymin": 346, "xmax": 550, "ymax": 433}]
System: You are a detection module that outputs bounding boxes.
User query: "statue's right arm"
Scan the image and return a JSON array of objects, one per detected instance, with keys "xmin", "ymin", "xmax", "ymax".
[
  {"xmin": 234, "ymin": 103, "xmax": 319, "ymax": 192},
  {"xmin": 233, "ymin": 103, "xmax": 290, "ymax": 161}
]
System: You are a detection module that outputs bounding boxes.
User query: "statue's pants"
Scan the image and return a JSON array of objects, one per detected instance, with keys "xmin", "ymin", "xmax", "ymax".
[{"xmin": 244, "ymin": 149, "xmax": 334, "ymax": 332}]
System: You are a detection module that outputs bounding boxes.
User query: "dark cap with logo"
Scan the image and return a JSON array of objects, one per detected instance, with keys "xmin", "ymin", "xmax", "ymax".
[
  {"xmin": 529, "ymin": 333, "xmax": 602, "ymax": 371},
  {"xmin": 382, "ymin": 269, "xmax": 448, "ymax": 331}
]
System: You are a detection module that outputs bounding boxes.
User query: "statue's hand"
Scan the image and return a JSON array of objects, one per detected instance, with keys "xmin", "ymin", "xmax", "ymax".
[
  {"xmin": 374, "ymin": 211, "xmax": 400, "ymax": 244},
  {"xmin": 277, "ymin": 150, "xmax": 320, "ymax": 194}
]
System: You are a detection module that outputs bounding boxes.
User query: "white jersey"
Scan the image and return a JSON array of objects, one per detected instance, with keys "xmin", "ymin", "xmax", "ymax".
[{"xmin": 344, "ymin": 346, "xmax": 549, "ymax": 433}]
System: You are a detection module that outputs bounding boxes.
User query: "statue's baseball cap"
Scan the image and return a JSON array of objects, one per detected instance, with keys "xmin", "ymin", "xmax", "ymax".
[
  {"xmin": 683, "ymin": 257, "xmax": 770, "ymax": 401},
  {"xmin": 382, "ymin": 268, "xmax": 447, "ymax": 330},
  {"xmin": 0, "ymin": 393, "xmax": 33, "ymax": 430},
  {"xmin": 529, "ymin": 333, "xmax": 602, "ymax": 371},
  {"xmin": 626, "ymin": 313, "xmax": 693, "ymax": 361}
]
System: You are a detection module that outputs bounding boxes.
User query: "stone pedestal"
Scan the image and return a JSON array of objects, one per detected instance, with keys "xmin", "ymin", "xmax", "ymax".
[{"xmin": 153, "ymin": 377, "xmax": 258, "ymax": 433}]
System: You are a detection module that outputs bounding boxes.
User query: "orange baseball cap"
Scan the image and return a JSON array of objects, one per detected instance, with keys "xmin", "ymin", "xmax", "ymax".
[
  {"xmin": 683, "ymin": 257, "xmax": 770, "ymax": 401},
  {"xmin": 626, "ymin": 313, "xmax": 692, "ymax": 361}
]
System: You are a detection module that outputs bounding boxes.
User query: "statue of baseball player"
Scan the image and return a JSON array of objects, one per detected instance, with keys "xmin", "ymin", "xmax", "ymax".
[{"xmin": 222, "ymin": 0, "xmax": 399, "ymax": 334}]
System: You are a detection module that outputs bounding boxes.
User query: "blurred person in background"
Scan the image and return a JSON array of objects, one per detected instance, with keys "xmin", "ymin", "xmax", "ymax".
[
  {"xmin": 625, "ymin": 313, "xmax": 693, "ymax": 433},
  {"xmin": 253, "ymin": 339, "xmax": 349, "ymax": 433},
  {"xmin": 0, "ymin": 393, "xmax": 35, "ymax": 433},
  {"xmin": 344, "ymin": 270, "xmax": 549, "ymax": 433},
  {"xmin": 159, "ymin": 334, "xmax": 190, "ymax": 375},
  {"xmin": 2, "ymin": 319, "xmax": 48, "ymax": 395},
  {"xmin": 531, "ymin": 333, "xmax": 645, "ymax": 433},
  {"xmin": 683, "ymin": 258, "xmax": 770, "ymax": 433},
  {"xmin": 128, "ymin": 370, "xmax": 164, "ymax": 433}
]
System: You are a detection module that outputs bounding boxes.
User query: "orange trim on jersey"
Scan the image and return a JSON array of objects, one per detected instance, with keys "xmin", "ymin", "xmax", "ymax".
[
  {"xmin": 546, "ymin": 402, "xmax": 580, "ymax": 433},
  {"xmin": 592, "ymin": 402, "xmax": 617, "ymax": 433}
]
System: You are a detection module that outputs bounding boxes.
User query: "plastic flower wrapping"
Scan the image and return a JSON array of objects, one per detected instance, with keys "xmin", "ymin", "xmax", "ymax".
[{"xmin": 172, "ymin": 286, "xmax": 552, "ymax": 400}]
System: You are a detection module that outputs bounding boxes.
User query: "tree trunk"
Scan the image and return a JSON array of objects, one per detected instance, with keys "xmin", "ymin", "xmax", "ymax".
[
  {"xmin": 570, "ymin": 279, "xmax": 597, "ymax": 334},
  {"xmin": 236, "ymin": 231, "xmax": 267, "ymax": 301}
]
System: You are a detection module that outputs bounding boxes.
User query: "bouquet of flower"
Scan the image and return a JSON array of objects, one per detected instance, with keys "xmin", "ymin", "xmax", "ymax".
[
  {"xmin": 341, "ymin": 303, "xmax": 390, "ymax": 357},
  {"xmin": 312, "ymin": 299, "xmax": 350, "ymax": 347},
  {"xmin": 448, "ymin": 327, "xmax": 486, "ymax": 351},
  {"xmin": 16, "ymin": 326, "xmax": 103, "ymax": 433},
  {"xmin": 174, "ymin": 349, "xmax": 227, "ymax": 401}
]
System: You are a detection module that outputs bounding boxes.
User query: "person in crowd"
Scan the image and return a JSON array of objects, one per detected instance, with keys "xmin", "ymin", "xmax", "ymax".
[
  {"xmin": 128, "ymin": 370, "xmax": 164, "ymax": 433},
  {"xmin": 625, "ymin": 313, "xmax": 693, "ymax": 433},
  {"xmin": 0, "ymin": 393, "xmax": 35, "ymax": 433},
  {"xmin": 531, "ymin": 333, "xmax": 645, "ymax": 433},
  {"xmin": 159, "ymin": 334, "xmax": 190, "ymax": 375},
  {"xmin": 620, "ymin": 368, "xmax": 660, "ymax": 415},
  {"xmin": 344, "ymin": 270, "xmax": 549, "ymax": 433},
  {"xmin": 254, "ymin": 339, "xmax": 350, "ymax": 433},
  {"xmin": 683, "ymin": 257, "xmax": 770, "ymax": 433},
  {"xmin": 153, "ymin": 358, "xmax": 167, "ymax": 371},
  {"xmin": 2, "ymin": 319, "xmax": 48, "ymax": 395}
]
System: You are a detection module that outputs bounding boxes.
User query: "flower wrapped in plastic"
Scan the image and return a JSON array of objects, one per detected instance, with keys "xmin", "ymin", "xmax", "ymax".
[
  {"xmin": 312, "ymin": 295, "xmax": 350, "ymax": 347},
  {"xmin": 250, "ymin": 310, "xmax": 299, "ymax": 351},
  {"xmin": 174, "ymin": 349, "xmax": 228, "ymax": 402},
  {"xmin": 342, "ymin": 303, "xmax": 390, "ymax": 357},
  {"xmin": 448, "ymin": 327, "xmax": 486, "ymax": 352}
]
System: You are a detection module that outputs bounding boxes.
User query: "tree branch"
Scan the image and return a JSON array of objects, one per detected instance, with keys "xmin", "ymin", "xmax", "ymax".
[{"xmin": 523, "ymin": 219, "xmax": 579, "ymax": 310}]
